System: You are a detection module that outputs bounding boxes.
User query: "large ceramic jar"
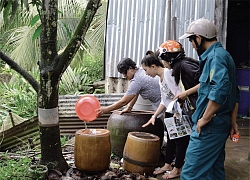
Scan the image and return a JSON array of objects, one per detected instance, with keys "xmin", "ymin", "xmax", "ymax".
[
  {"xmin": 74, "ymin": 129, "xmax": 111, "ymax": 172},
  {"xmin": 123, "ymin": 132, "xmax": 160, "ymax": 174},
  {"xmin": 107, "ymin": 110, "xmax": 164, "ymax": 157}
]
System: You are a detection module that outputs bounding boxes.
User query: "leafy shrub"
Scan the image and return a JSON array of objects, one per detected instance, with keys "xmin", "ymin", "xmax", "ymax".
[
  {"xmin": 59, "ymin": 52, "xmax": 104, "ymax": 94},
  {"xmin": 80, "ymin": 53, "xmax": 103, "ymax": 83},
  {"xmin": 0, "ymin": 76, "xmax": 37, "ymax": 122},
  {"xmin": 60, "ymin": 135, "xmax": 72, "ymax": 146}
]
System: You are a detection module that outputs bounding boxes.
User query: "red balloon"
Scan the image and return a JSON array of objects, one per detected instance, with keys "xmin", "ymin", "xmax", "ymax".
[{"xmin": 75, "ymin": 95, "xmax": 101, "ymax": 121}]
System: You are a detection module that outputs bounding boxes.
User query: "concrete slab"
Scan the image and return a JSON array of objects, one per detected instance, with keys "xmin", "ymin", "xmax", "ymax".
[
  {"xmin": 225, "ymin": 136, "xmax": 250, "ymax": 180},
  {"xmin": 237, "ymin": 118, "xmax": 250, "ymax": 136}
]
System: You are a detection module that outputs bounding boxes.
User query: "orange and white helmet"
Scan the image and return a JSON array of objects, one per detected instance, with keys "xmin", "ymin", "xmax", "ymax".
[{"xmin": 157, "ymin": 40, "xmax": 184, "ymax": 63}]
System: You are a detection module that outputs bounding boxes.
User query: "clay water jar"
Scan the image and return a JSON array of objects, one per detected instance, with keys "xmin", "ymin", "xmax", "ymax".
[
  {"xmin": 74, "ymin": 129, "xmax": 111, "ymax": 172},
  {"xmin": 123, "ymin": 132, "xmax": 160, "ymax": 174},
  {"xmin": 107, "ymin": 110, "xmax": 164, "ymax": 157}
]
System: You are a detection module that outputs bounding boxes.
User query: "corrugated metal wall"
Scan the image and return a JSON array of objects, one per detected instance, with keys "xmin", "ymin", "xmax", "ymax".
[{"xmin": 105, "ymin": 0, "xmax": 216, "ymax": 79}]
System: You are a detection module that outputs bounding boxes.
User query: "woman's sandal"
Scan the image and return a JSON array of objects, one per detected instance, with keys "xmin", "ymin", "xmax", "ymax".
[
  {"xmin": 162, "ymin": 171, "xmax": 180, "ymax": 179},
  {"xmin": 153, "ymin": 167, "xmax": 172, "ymax": 175}
]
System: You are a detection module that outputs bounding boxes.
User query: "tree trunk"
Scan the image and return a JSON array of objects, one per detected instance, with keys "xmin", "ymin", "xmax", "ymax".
[
  {"xmin": 38, "ymin": 74, "xmax": 68, "ymax": 171},
  {"xmin": 37, "ymin": 0, "xmax": 67, "ymax": 171}
]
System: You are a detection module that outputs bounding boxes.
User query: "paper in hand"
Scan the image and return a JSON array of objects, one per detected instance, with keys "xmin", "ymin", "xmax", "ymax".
[{"xmin": 166, "ymin": 99, "xmax": 183, "ymax": 116}]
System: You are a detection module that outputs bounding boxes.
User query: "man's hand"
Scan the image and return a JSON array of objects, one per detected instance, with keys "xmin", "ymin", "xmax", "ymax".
[
  {"xmin": 230, "ymin": 121, "xmax": 240, "ymax": 140},
  {"xmin": 196, "ymin": 114, "xmax": 216, "ymax": 134},
  {"xmin": 230, "ymin": 102, "xmax": 240, "ymax": 140}
]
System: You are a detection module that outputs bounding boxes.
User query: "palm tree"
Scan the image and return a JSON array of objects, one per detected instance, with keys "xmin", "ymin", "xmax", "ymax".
[{"xmin": 1, "ymin": 0, "xmax": 107, "ymax": 71}]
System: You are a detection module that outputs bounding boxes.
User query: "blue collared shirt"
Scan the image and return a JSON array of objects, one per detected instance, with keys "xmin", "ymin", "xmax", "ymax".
[{"xmin": 192, "ymin": 42, "xmax": 240, "ymax": 127}]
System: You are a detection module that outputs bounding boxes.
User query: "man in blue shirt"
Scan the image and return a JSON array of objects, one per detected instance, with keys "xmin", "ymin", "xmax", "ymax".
[{"xmin": 179, "ymin": 18, "xmax": 240, "ymax": 180}]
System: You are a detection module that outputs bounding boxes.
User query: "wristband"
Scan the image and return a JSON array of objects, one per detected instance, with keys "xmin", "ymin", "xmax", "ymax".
[
  {"xmin": 151, "ymin": 115, "xmax": 156, "ymax": 119},
  {"xmin": 128, "ymin": 106, "xmax": 133, "ymax": 109}
]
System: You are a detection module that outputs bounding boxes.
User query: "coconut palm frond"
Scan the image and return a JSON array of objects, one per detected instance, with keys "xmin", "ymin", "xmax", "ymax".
[
  {"xmin": 83, "ymin": 1, "xmax": 107, "ymax": 54},
  {"xmin": 60, "ymin": 66, "xmax": 78, "ymax": 93},
  {"xmin": 59, "ymin": 0, "xmax": 86, "ymax": 18},
  {"xmin": 5, "ymin": 25, "xmax": 40, "ymax": 71},
  {"xmin": 59, "ymin": 65, "xmax": 89, "ymax": 94},
  {"xmin": 57, "ymin": 20, "xmax": 72, "ymax": 48},
  {"xmin": 2, "ymin": 0, "xmax": 106, "ymax": 71}
]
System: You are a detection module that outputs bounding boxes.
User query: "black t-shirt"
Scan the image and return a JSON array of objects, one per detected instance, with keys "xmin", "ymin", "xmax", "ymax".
[{"xmin": 180, "ymin": 58, "xmax": 200, "ymax": 109}]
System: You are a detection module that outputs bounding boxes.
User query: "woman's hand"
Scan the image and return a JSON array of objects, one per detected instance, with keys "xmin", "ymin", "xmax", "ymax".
[
  {"xmin": 96, "ymin": 107, "xmax": 108, "ymax": 117},
  {"xmin": 142, "ymin": 117, "xmax": 156, "ymax": 127},
  {"xmin": 174, "ymin": 91, "xmax": 188, "ymax": 101},
  {"xmin": 119, "ymin": 106, "xmax": 132, "ymax": 115}
]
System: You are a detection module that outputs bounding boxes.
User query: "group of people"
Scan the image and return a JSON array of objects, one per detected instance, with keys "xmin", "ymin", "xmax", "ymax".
[{"xmin": 96, "ymin": 18, "xmax": 240, "ymax": 180}]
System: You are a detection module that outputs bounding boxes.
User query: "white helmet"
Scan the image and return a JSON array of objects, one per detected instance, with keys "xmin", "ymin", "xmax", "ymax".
[{"xmin": 179, "ymin": 18, "xmax": 217, "ymax": 39}]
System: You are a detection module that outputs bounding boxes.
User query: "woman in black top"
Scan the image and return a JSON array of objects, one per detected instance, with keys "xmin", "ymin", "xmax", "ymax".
[
  {"xmin": 153, "ymin": 40, "xmax": 200, "ymax": 179},
  {"xmin": 158, "ymin": 40, "xmax": 200, "ymax": 117}
]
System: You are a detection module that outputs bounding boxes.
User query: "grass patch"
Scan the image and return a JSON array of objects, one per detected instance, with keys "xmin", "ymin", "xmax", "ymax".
[{"xmin": 0, "ymin": 153, "xmax": 31, "ymax": 180}]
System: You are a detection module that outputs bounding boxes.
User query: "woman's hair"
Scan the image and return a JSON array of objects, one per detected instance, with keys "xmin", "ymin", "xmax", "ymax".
[
  {"xmin": 171, "ymin": 59, "xmax": 182, "ymax": 85},
  {"xmin": 141, "ymin": 50, "xmax": 164, "ymax": 68},
  {"xmin": 172, "ymin": 57, "xmax": 198, "ymax": 85},
  {"xmin": 117, "ymin": 58, "xmax": 137, "ymax": 74}
]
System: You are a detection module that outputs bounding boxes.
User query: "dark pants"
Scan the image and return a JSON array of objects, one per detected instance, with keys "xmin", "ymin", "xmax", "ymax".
[
  {"xmin": 154, "ymin": 117, "xmax": 165, "ymax": 147},
  {"xmin": 165, "ymin": 134, "xmax": 190, "ymax": 168},
  {"xmin": 164, "ymin": 112, "xmax": 190, "ymax": 168}
]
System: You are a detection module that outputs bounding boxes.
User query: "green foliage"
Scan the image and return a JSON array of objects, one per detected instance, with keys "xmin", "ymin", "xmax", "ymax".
[
  {"xmin": 81, "ymin": 53, "xmax": 103, "ymax": 83},
  {"xmin": 0, "ymin": 0, "xmax": 106, "ymax": 120},
  {"xmin": 60, "ymin": 135, "xmax": 71, "ymax": 146},
  {"xmin": 32, "ymin": 24, "xmax": 42, "ymax": 41},
  {"xmin": 29, "ymin": 14, "xmax": 40, "ymax": 27},
  {"xmin": 0, "ymin": 61, "xmax": 6, "ymax": 71},
  {"xmin": 0, "ymin": 72, "xmax": 37, "ymax": 121},
  {"xmin": 59, "ymin": 52, "xmax": 104, "ymax": 95},
  {"xmin": 29, "ymin": 14, "xmax": 42, "ymax": 41},
  {"xmin": 1, "ymin": 0, "xmax": 29, "ymax": 25},
  {"xmin": 0, "ymin": 154, "xmax": 31, "ymax": 180}
]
